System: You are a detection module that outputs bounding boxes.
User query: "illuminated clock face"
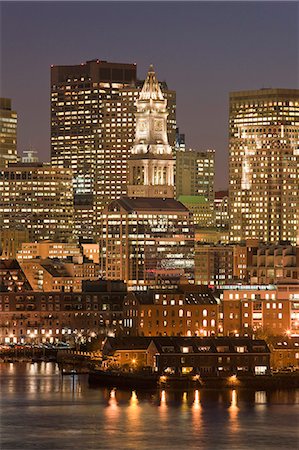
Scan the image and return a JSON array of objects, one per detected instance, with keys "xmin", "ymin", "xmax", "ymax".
[
  {"xmin": 154, "ymin": 120, "xmax": 163, "ymax": 132},
  {"xmin": 139, "ymin": 121, "xmax": 147, "ymax": 132}
]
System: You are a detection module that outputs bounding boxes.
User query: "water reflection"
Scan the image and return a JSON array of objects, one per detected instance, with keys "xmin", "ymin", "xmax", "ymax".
[
  {"xmin": 1, "ymin": 363, "xmax": 299, "ymax": 450},
  {"xmin": 228, "ymin": 389, "xmax": 239, "ymax": 432},
  {"xmin": 104, "ymin": 389, "xmax": 120, "ymax": 436}
]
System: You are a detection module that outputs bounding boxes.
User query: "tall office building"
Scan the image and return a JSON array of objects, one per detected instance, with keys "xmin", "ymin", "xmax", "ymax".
[
  {"xmin": 229, "ymin": 89, "xmax": 299, "ymax": 244},
  {"xmin": 51, "ymin": 60, "xmax": 176, "ymax": 240},
  {"xmin": 101, "ymin": 67, "xmax": 194, "ymax": 289},
  {"xmin": 0, "ymin": 163, "xmax": 74, "ymax": 241},
  {"xmin": 175, "ymin": 149, "xmax": 215, "ymax": 202},
  {"xmin": 0, "ymin": 98, "xmax": 18, "ymax": 168}
]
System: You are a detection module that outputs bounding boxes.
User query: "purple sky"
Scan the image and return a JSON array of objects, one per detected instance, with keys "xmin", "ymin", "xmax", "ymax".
[{"xmin": 1, "ymin": 1, "xmax": 298, "ymax": 189}]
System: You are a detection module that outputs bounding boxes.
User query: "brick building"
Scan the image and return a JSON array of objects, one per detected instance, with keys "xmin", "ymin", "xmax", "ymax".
[{"xmin": 123, "ymin": 288, "xmax": 220, "ymax": 337}]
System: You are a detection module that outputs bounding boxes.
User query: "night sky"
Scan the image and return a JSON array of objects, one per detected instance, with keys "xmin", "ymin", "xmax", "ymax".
[{"xmin": 1, "ymin": 1, "xmax": 298, "ymax": 189}]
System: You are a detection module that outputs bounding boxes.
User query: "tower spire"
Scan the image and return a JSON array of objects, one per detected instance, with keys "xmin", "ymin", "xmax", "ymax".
[
  {"xmin": 127, "ymin": 65, "xmax": 174, "ymax": 199},
  {"xmin": 139, "ymin": 65, "xmax": 164, "ymax": 101}
]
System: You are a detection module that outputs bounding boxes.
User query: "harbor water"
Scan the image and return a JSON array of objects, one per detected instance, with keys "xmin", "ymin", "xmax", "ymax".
[{"xmin": 1, "ymin": 363, "xmax": 299, "ymax": 449}]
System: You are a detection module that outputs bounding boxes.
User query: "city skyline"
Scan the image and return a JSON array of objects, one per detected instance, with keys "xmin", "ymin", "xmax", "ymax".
[{"xmin": 1, "ymin": 1, "xmax": 298, "ymax": 189}]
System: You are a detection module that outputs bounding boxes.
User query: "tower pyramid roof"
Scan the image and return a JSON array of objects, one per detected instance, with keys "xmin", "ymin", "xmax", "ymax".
[{"xmin": 139, "ymin": 65, "xmax": 164, "ymax": 101}]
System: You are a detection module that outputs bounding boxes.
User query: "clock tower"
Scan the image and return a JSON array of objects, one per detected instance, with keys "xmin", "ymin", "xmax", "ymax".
[{"xmin": 127, "ymin": 65, "xmax": 175, "ymax": 198}]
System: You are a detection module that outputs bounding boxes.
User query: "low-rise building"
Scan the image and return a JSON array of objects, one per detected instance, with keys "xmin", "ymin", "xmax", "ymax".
[
  {"xmin": 19, "ymin": 258, "xmax": 100, "ymax": 292},
  {"xmin": 123, "ymin": 288, "xmax": 220, "ymax": 337},
  {"xmin": 221, "ymin": 284, "xmax": 299, "ymax": 337},
  {"xmin": 233, "ymin": 240, "xmax": 299, "ymax": 284},
  {"xmin": 269, "ymin": 337, "xmax": 299, "ymax": 369},
  {"xmin": 0, "ymin": 259, "xmax": 32, "ymax": 292},
  {"xmin": 102, "ymin": 336, "xmax": 270, "ymax": 375},
  {"xmin": 0, "ymin": 283, "xmax": 126, "ymax": 344},
  {"xmin": 16, "ymin": 241, "xmax": 82, "ymax": 261}
]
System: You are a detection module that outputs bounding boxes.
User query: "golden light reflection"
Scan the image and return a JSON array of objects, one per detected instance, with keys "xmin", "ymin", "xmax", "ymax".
[
  {"xmin": 159, "ymin": 389, "xmax": 167, "ymax": 420},
  {"xmin": 193, "ymin": 389, "xmax": 201, "ymax": 410},
  {"xmin": 104, "ymin": 388, "xmax": 120, "ymax": 432},
  {"xmin": 127, "ymin": 390, "xmax": 140, "ymax": 433},
  {"xmin": 192, "ymin": 389, "xmax": 202, "ymax": 431},
  {"xmin": 110, "ymin": 388, "xmax": 116, "ymax": 399},
  {"xmin": 255, "ymin": 391, "xmax": 266, "ymax": 412},
  {"xmin": 161, "ymin": 390, "xmax": 166, "ymax": 405},
  {"xmin": 181, "ymin": 391, "xmax": 189, "ymax": 411},
  {"xmin": 130, "ymin": 390, "xmax": 138, "ymax": 405},
  {"xmin": 228, "ymin": 389, "xmax": 239, "ymax": 433}
]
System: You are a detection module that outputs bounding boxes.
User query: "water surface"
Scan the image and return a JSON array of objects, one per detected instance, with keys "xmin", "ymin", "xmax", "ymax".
[{"xmin": 1, "ymin": 363, "xmax": 298, "ymax": 449}]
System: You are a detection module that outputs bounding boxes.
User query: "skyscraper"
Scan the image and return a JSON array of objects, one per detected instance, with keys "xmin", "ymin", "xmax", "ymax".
[
  {"xmin": 51, "ymin": 60, "xmax": 176, "ymax": 240},
  {"xmin": 101, "ymin": 67, "xmax": 194, "ymax": 289},
  {"xmin": 175, "ymin": 149, "xmax": 215, "ymax": 202},
  {"xmin": 229, "ymin": 89, "xmax": 299, "ymax": 244},
  {"xmin": 0, "ymin": 163, "xmax": 74, "ymax": 241},
  {"xmin": 0, "ymin": 98, "xmax": 18, "ymax": 168}
]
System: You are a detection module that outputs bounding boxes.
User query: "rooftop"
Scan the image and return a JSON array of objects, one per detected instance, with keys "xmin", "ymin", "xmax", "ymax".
[{"xmin": 108, "ymin": 196, "xmax": 189, "ymax": 213}]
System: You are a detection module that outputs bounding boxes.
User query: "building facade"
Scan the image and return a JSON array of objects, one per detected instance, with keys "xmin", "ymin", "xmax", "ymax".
[
  {"xmin": 102, "ymin": 336, "xmax": 270, "ymax": 376},
  {"xmin": 101, "ymin": 197, "xmax": 194, "ymax": 289},
  {"xmin": 229, "ymin": 89, "xmax": 299, "ymax": 244},
  {"xmin": 51, "ymin": 60, "xmax": 176, "ymax": 240},
  {"xmin": 214, "ymin": 190, "xmax": 229, "ymax": 229},
  {"xmin": 232, "ymin": 240, "xmax": 299, "ymax": 284},
  {"xmin": 178, "ymin": 196, "xmax": 214, "ymax": 227},
  {"xmin": 123, "ymin": 289, "xmax": 220, "ymax": 337},
  {"xmin": 0, "ymin": 98, "xmax": 18, "ymax": 168},
  {"xmin": 101, "ymin": 66, "xmax": 194, "ymax": 289},
  {"xmin": 195, "ymin": 244, "xmax": 234, "ymax": 286},
  {"xmin": 0, "ymin": 229, "xmax": 29, "ymax": 259},
  {"xmin": 175, "ymin": 149, "xmax": 215, "ymax": 202},
  {"xmin": 0, "ymin": 260, "xmax": 32, "ymax": 292},
  {"xmin": 0, "ymin": 163, "xmax": 74, "ymax": 242},
  {"xmin": 19, "ymin": 258, "xmax": 100, "ymax": 292},
  {"xmin": 221, "ymin": 284, "xmax": 299, "ymax": 337},
  {"xmin": 127, "ymin": 65, "xmax": 175, "ymax": 199},
  {"xmin": 0, "ymin": 288, "xmax": 125, "ymax": 345}
]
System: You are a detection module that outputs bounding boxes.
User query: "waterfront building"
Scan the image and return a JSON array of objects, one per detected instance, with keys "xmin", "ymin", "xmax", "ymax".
[
  {"xmin": 229, "ymin": 89, "xmax": 299, "ymax": 244},
  {"xmin": 175, "ymin": 148, "xmax": 215, "ymax": 202},
  {"xmin": 0, "ymin": 283, "xmax": 126, "ymax": 344},
  {"xmin": 102, "ymin": 335, "xmax": 270, "ymax": 375},
  {"xmin": 269, "ymin": 337, "xmax": 299, "ymax": 369},
  {"xmin": 195, "ymin": 243, "xmax": 234, "ymax": 286},
  {"xmin": 101, "ymin": 66, "xmax": 194, "ymax": 289},
  {"xmin": 51, "ymin": 60, "xmax": 176, "ymax": 240},
  {"xmin": 0, "ymin": 163, "xmax": 74, "ymax": 242},
  {"xmin": 123, "ymin": 288, "xmax": 220, "ymax": 337},
  {"xmin": 0, "ymin": 98, "xmax": 18, "ymax": 168},
  {"xmin": 221, "ymin": 284, "xmax": 299, "ymax": 336}
]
